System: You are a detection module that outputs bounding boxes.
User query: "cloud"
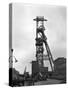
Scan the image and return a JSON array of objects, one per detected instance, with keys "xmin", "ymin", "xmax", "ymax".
[{"xmin": 12, "ymin": 4, "xmax": 66, "ymax": 74}]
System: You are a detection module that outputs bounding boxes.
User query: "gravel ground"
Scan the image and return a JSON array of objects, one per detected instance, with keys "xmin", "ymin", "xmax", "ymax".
[{"xmin": 34, "ymin": 79, "xmax": 62, "ymax": 85}]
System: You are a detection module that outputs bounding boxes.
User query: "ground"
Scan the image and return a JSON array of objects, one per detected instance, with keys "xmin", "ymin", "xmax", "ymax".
[{"xmin": 34, "ymin": 79, "xmax": 62, "ymax": 85}]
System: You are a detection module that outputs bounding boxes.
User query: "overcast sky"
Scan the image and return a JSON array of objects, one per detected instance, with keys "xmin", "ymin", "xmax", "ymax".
[{"xmin": 12, "ymin": 3, "xmax": 66, "ymax": 74}]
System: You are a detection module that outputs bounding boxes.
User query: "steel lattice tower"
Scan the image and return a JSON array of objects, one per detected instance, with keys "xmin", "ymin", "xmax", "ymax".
[{"xmin": 33, "ymin": 16, "xmax": 54, "ymax": 73}]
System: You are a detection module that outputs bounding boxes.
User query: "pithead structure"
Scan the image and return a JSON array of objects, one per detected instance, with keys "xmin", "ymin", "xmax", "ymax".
[{"xmin": 33, "ymin": 16, "xmax": 54, "ymax": 75}]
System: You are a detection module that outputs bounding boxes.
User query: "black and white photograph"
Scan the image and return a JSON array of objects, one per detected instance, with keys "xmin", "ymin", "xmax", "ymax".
[{"xmin": 9, "ymin": 3, "xmax": 66, "ymax": 87}]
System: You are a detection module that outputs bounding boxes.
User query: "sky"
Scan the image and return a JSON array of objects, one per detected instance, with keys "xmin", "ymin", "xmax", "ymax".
[{"xmin": 12, "ymin": 3, "xmax": 66, "ymax": 74}]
